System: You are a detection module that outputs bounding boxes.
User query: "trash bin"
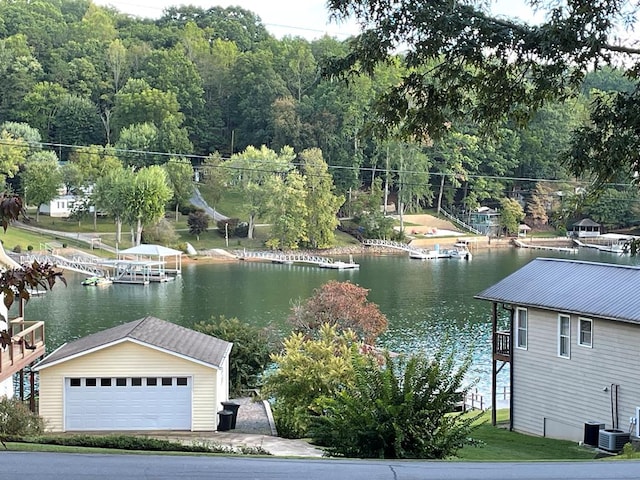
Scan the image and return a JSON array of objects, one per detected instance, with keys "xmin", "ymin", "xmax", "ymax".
[
  {"xmin": 584, "ymin": 421, "xmax": 604, "ymax": 446},
  {"xmin": 217, "ymin": 410, "xmax": 233, "ymax": 431},
  {"xmin": 221, "ymin": 401, "xmax": 241, "ymax": 429}
]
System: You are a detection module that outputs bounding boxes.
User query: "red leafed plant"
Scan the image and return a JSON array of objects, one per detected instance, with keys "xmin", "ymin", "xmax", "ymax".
[{"xmin": 289, "ymin": 280, "xmax": 388, "ymax": 344}]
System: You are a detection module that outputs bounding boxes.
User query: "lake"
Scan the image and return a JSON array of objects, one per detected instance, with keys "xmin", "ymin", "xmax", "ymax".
[{"xmin": 19, "ymin": 246, "xmax": 638, "ymax": 396}]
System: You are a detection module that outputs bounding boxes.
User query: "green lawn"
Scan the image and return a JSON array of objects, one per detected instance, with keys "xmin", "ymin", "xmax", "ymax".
[{"xmin": 455, "ymin": 410, "xmax": 598, "ymax": 461}]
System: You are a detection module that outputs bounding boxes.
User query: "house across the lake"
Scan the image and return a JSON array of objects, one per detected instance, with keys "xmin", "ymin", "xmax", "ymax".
[
  {"xmin": 476, "ymin": 258, "xmax": 640, "ymax": 447},
  {"xmin": 34, "ymin": 316, "xmax": 232, "ymax": 432}
]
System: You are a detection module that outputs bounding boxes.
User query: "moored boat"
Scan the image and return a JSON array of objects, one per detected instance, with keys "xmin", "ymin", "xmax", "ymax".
[{"xmin": 81, "ymin": 276, "xmax": 113, "ymax": 286}]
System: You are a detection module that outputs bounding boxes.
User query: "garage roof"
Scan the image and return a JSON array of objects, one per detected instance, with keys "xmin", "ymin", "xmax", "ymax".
[
  {"xmin": 35, "ymin": 316, "xmax": 232, "ymax": 370},
  {"xmin": 475, "ymin": 258, "xmax": 640, "ymax": 323}
]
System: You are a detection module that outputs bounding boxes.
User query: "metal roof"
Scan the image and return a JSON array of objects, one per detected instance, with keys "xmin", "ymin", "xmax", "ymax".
[
  {"xmin": 475, "ymin": 258, "xmax": 640, "ymax": 323},
  {"xmin": 35, "ymin": 316, "xmax": 232, "ymax": 370}
]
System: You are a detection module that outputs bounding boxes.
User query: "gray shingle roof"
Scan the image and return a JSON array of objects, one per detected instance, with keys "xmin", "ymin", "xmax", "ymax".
[
  {"xmin": 35, "ymin": 316, "xmax": 232, "ymax": 370},
  {"xmin": 475, "ymin": 258, "xmax": 640, "ymax": 323}
]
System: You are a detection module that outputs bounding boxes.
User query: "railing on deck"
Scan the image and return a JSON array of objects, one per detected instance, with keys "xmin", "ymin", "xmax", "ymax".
[
  {"xmin": 0, "ymin": 318, "xmax": 45, "ymax": 380},
  {"xmin": 495, "ymin": 330, "xmax": 511, "ymax": 360}
]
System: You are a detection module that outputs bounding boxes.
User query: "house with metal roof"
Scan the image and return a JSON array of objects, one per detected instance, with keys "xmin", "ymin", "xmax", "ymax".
[
  {"xmin": 34, "ymin": 316, "xmax": 232, "ymax": 432},
  {"xmin": 475, "ymin": 258, "xmax": 640, "ymax": 446}
]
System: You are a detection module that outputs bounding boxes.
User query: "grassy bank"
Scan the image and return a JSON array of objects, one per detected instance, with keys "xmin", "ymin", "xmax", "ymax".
[{"xmin": 456, "ymin": 410, "xmax": 597, "ymax": 461}]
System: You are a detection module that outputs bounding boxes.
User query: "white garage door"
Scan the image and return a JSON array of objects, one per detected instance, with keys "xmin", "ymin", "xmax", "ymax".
[{"xmin": 65, "ymin": 376, "xmax": 192, "ymax": 430}]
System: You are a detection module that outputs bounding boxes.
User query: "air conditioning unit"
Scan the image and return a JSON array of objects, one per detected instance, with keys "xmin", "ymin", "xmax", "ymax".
[{"xmin": 598, "ymin": 429, "xmax": 630, "ymax": 452}]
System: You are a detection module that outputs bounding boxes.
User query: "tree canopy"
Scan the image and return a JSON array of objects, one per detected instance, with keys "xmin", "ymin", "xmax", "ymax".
[{"xmin": 326, "ymin": 0, "xmax": 640, "ymax": 187}]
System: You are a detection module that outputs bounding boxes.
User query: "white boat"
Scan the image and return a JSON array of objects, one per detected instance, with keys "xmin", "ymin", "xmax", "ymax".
[
  {"xmin": 446, "ymin": 243, "xmax": 473, "ymax": 260},
  {"xmin": 409, "ymin": 249, "xmax": 448, "ymax": 260}
]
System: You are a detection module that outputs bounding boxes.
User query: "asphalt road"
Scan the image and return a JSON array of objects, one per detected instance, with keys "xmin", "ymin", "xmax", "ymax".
[{"xmin": 3, "ymin": 452, "xmax": 640, "ymax": 480}]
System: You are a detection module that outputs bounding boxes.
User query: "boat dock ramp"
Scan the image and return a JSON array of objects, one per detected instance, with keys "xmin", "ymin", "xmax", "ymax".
[{"xmin": 512, "ymin": 239, "xmax": 578, "ymax": 253}]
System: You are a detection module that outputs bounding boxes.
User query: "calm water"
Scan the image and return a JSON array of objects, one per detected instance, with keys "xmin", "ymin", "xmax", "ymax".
[{"xmin": 20, "ymin": 247, "xmax": 637, "ymax": 394}]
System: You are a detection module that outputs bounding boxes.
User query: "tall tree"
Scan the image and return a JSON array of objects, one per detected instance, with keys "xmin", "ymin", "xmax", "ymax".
[
  {"xmin": 93, "ymin": 166, "xmax": 134, "ymax": 245},
  {"xmin": 224, "ymin": 145, "xmax": 294, "ymax": 239},
  {"xmin": 499, "ymin": 197, "xmax": 525, "ymax": 236},
  {"xmin": 266, "ymin": 170, "xmax": 308, "ymax": 250},
  {"xmin": 122, "ymin": 165, "xmax": 172, "ymax": 245},
  {"xmin": 300, "ymin": 148, "xmax": 344, "ymax": 249},
  {"xmin": 21, "ymin": 151, "xmax": 62, "ymax": 222},
  {"xmin": 164, "ymin": 157, "xmax": 194, "ymax": 221}
]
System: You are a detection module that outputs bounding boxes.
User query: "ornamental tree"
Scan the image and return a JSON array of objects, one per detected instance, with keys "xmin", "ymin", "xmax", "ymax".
[{"xmin": 288, "ymin": 280, "xmax": 388, "ymax": 344}]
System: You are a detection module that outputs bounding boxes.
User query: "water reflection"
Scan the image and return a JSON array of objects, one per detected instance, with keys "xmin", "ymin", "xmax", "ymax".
[{"xmin": 21, "ymin": 247, "xmax": 638, "ymax": 396}]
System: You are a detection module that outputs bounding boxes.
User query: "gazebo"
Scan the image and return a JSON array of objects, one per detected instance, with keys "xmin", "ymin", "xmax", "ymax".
[
  {"xmin": 118, "ymin": 244, "xmax": 183, "ymax": 276},
  {"xmin": 518, "ymin": 224, "xmax": 531, "ymax": 237},
  {"xmin": 571, "ymin": 218, "xmax": 601, "ymax": 238}
]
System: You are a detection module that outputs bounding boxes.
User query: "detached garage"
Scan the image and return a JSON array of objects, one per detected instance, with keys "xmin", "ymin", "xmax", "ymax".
[{"xmin": 34, "ymin": 316, "xmax": 232, "ymax": 432}]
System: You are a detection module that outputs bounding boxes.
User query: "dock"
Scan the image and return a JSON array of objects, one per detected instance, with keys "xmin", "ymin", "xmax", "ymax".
[
  {"xmin": 513, "ymin": 239, "xmax": 578, "ymax": 253},
  {"xmin": 235, "ymin": 250, "xmax": 359, "ymax": 270}
]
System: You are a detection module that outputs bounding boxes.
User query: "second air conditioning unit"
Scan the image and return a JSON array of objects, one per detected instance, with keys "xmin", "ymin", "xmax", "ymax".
[{"xmin": 598, "ymin": 429, "xmax": 630, "ymax": 452}]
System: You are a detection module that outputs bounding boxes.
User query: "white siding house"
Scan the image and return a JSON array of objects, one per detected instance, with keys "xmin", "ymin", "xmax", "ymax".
[
  {"xmin": 34, "ymin": 316, "xmax": 232, "ymax": 432},
  {"xmin": 39, "ymin": 194, "xmax": 76, "ymax": 218},
  {"xmin": 476, "ymin": 258, "xmax": 640, "ymax": 444}
]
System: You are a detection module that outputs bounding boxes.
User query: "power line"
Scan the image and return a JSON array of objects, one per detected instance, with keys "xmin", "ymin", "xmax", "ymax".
[{"xmin": 1, "ymin": 138, "xmax": 636, "ymax": 190}]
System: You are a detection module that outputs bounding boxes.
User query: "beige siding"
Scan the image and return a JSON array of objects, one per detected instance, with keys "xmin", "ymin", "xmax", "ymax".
[
  {"xmin": 513, "ymin": 308, "xmax": 640, "ymax": 441},
  {"xmin": 39, "ymin": 341, "xmax": 221, "ymax": 432}
]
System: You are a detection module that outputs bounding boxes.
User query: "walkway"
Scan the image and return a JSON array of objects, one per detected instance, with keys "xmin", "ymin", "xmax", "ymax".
[{"xmin": 145, "ymin": 397, "xmax": 324, "ymax": 457}]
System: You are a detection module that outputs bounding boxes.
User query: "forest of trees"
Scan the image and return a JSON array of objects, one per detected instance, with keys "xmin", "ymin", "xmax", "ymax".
[{"xmin": 0, "ymin": 0, "xmax": 639, "ymax": 236}]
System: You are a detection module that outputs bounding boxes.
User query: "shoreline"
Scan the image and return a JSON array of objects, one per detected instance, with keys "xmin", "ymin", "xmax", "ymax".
[{"xmin": 188, "ymin": 236, "xmax": 575, "ymax": 264}]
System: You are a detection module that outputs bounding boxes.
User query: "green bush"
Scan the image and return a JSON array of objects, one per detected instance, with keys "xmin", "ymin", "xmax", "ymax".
[
  {"xmin": 309, "ymin": 351, "xmax": 479, "ymax": 459},
  {"xmin": 195, "ymin": 316, "xmax": 277, "ymax": 396},
  {"xmin": 0, "ymin": 397, "xmax": 45, "ymax": 437},
  {"xmin": 12, "ymin": 245, "xmax": 21, "ymax": 253},
  {"xmin": 27, "ymin": 245, "xmax": 33, "ymax": 251}
]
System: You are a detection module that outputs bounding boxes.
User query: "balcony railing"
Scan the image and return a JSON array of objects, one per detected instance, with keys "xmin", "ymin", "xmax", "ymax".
[
  {"xmin": 495, "ymin": 330, "xmax": 511, "ymax": 361},
  {"xmin": 0, "ymin": 317, "xmax": 45, "ymax": 383}
]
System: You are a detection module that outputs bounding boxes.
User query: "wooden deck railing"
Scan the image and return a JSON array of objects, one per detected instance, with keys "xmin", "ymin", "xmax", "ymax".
[
  {"xmin": 0, "ymin": 317, "xmax": 45, "ymax": 383},
  {"xmin": 495, "ymin": 330, "xmax": 511, "ymax": 361}
]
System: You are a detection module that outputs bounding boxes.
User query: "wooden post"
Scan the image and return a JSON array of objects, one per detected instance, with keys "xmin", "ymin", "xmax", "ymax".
[
  {"xmin": 29, "ymin": 367, "xmax": 36, "ymax": 412},
  {"xmin": 19, "ymin": 369, "xmax": 24, "ymax": 401}
]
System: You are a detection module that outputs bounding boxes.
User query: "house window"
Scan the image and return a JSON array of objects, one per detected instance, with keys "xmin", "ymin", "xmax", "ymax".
[
  {"xmin": 85, "ymin": 378, "xmax": 97, "ymax": 387},
  {"xmin": 176, "ymin": 377, "xmax": 188, "ymax": 386},
  {"xmin": 558, "ymin": 315, "xmax": 570, "ymax": 358},
  {"xmin": 69, "ymin": 378, "xmax": 81, "ymax": 387},
  {"xmin": 116, "ymin": 378, "xmax": 127, "ymax": 387},
  {"xmin": 515, "ymin": 308, "xmax": 528, "ymax": 349},
  {"xmin": 146, "ymin": 378, "xmax": 157, "ymax": 386},
  {"xmin": 101, "ymin": 378, "xmax": 112, "ymax": 387},
  {"xmin": 131, "ymin": 377, "xmax": 142, "ymax": 386},
  {"xmin": 579, "ymin": 318, "xmax": 593, "ymax": 348},
  {"xmin": 161, "ymin": 377, "xmax": 173, "ymax": 386}
]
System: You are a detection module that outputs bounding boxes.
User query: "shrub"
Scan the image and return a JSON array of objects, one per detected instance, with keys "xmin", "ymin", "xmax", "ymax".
[
  {"xmin": 142, "ymin": 218, "xmax": 179, "ymax": 245},
  {"xmin": 194, "ymin": 316, "xmax": 277, "ymax": 396},
  {"xmin": 217, "ymin": 218, "xmax": 239, "ymax": 236},
  {"xmin": 0, "ymin": 397, "xmax": 45, "ymax": 437},
  {"xmin": 27, "ymin": 245, "xmax": 33, "ymax": 251},
  {"xmin": 234, "ymin": 221, "xmax": 249, "ymax": 238},
  {"xmin": 309, "ymin": 351, "xmax": 479, "ymax": 459},
  {"xmin": 12, "ymin": 245, "xmax": 21, "ymax": 253},
  {"xmin": 62, "ymin": 243, "xmax": 67, "ymax": 248},
  {"xmin": 262, "ymin": 325, "xmax": 360, "ymax": 438}
]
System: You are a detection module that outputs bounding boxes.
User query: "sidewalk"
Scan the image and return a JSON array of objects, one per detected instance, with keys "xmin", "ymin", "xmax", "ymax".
[{"xmin": 145, "ymin": 397, "xmax": 324, "ymax": 457}]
